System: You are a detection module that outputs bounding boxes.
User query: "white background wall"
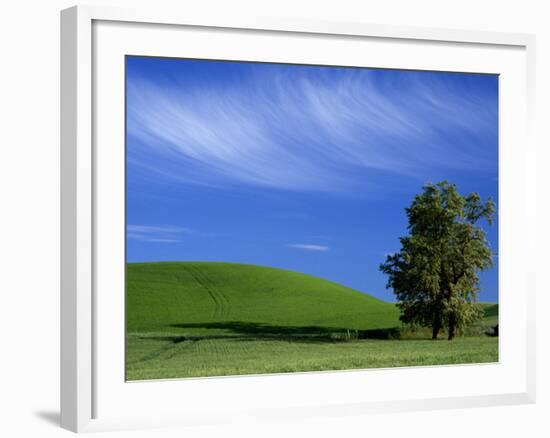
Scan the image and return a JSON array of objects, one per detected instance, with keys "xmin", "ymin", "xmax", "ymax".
[{"xmin": 0, "ymin": 0, "xmax": 547, "ymax": 437}]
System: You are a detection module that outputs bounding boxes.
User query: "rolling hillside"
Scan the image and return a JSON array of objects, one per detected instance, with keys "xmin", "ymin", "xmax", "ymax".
[
  {"xmin": 126, "ymin": 262, "xmax": 498, "ymax": 380},
  {"xmin": 127, "ymin": 261, "xmax": 400, "ymax": 333}
]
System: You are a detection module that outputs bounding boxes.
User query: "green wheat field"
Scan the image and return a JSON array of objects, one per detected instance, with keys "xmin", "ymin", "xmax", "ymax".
[{"xmin": 126, "ymin": 262, "xmax": 498, "ymax": 381}]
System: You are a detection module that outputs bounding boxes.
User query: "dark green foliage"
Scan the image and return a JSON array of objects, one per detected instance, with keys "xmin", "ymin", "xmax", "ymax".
[
  {"xmin": 357, "ymin": 327, "xmax": 402, "ymax": 340},
  {"xmin": 380, "ymin": 181, "xmax": 495, "ymax": 340},
  {"xmin": 485, "ymin": 324, "xmax": 499, "ymax": 337}
]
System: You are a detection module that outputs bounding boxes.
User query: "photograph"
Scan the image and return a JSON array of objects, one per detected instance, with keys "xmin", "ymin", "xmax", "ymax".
[{"xmin": 125, "ymin": 56, "xmax": 499, "ymax": 381}]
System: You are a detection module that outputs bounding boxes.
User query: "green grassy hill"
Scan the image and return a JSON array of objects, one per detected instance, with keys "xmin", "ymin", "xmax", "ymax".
[
  {"xmin": 126, "ymin": 262, "xmax": 498, "ymax": 380},
  {"xmin": 480, "ymin": 303, "xmax": 499, "ymax": 326},
  {"xmin": 127, "ymin": 261, "xmax": 400, "ymax": 333}
]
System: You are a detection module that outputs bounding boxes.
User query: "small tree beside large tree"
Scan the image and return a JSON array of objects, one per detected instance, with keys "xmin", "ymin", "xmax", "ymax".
[{"xmin": 380, "ymin": 181, "xmax": 495, "ymax": 340}]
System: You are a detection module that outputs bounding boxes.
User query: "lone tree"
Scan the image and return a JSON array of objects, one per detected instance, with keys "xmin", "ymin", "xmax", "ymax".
[{"xmin": 380, "ymin": 181, "xmax": 495, "ymax": 340}]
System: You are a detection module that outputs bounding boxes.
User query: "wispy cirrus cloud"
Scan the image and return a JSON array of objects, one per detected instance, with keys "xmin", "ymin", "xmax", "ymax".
[
  {"xmin": 287, "ymin": 244, "xmax": 330, "ymax": 252},
  {"xmin": 127, "ymin": 62, "xmax": 498, "ymax": 194},
  {"xmin": 127, "ymin": 224, "xmax": 191, "ymax": 243},
  {"xmin": 127, "ymin": 225, "xmax": 193, "ymax": 234},
  {"xmin": 128, "ymin": 236, "xmax": 181, "ymax": 243}
]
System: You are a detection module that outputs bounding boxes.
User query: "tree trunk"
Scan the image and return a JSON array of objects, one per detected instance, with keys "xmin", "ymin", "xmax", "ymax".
[
  {"xmin": 431, "ymin": 320, "xmax": 441, "ymax": 340},
  {"xmin": 447, "ymin": 320, "xmax": 456, "ymax": 340}
]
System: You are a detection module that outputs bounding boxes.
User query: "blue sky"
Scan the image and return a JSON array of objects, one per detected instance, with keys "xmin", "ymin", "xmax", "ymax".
[{"xmin": 126, "ymin": 56, "xmax": 499, "ymax": 302}]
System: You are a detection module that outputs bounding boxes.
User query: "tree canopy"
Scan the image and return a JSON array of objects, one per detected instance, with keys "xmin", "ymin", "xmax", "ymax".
[{"xmin": 380, "ymin": 181, "xmax": 495, "ymax": 340}]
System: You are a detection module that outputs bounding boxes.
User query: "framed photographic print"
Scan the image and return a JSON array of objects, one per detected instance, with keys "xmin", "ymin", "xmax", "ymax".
[{"xmin": 61, "ymin": 5, "xmax": 536, "ymax": 433}]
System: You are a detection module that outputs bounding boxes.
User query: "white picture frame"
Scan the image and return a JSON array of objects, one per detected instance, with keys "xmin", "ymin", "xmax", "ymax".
[{"xmin": 60, "ymin": 4, "xmax": 537, "ymax": 433}]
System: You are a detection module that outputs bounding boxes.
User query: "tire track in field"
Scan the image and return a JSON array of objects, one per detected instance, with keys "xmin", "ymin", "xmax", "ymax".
[
  {"xmin": 197, "ymin": 268, "xmax": 230, "ymax": 319},
  {"xmin": 134, "ymin": 336, "xmax": 196, "ymax": 364},
  {"xmin": 185, "ymin": 265, "xmax": 230, "ymax": 320},
  {"xmin": 184, "ymin": 265, "xmax": 222, "ymax": 319}
]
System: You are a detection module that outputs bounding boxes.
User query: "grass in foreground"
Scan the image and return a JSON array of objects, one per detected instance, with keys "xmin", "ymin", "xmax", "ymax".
[
  {"xmin": 127, "ymin": 334, "xmax": 497, "ymax": 380},
  {"xmin": 126, "ymin": 262, "xmax": 498, "ymax": 380}
]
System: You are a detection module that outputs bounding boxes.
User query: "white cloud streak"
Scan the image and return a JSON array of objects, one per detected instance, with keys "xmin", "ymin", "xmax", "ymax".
[
  {"xmin": 127, "ymin": 225, "xmax": 193, "ymax": 234},
  {"xmin": 127, "ymin": 65, "xmax": 497, "ymax": 193},
  {"xmin": 127, "ymin": 224, "xmax": 192, "ymax": 243},
  {"xmin": 287, "ymin": 244, "xmax": 330, "ymax": 252},
  {"xmin": 127, "ymin": 234, "xmax": 181, "ymax": 243}
]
